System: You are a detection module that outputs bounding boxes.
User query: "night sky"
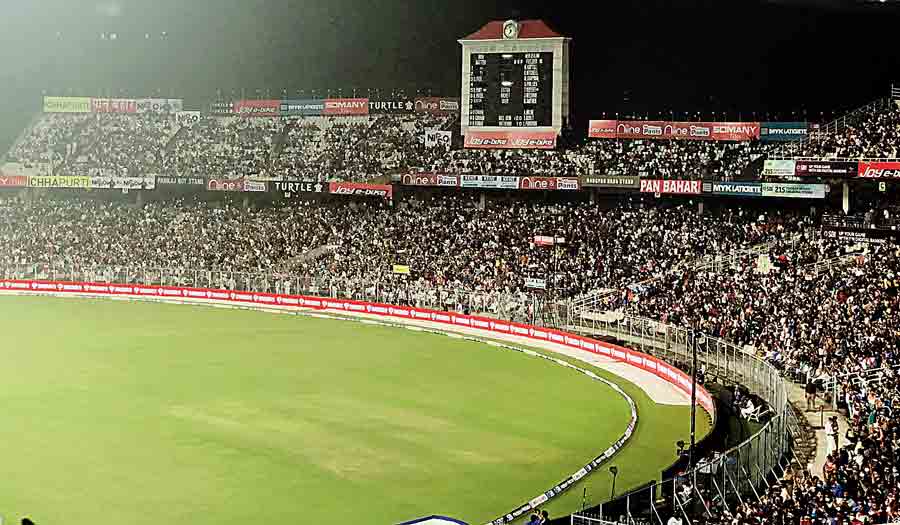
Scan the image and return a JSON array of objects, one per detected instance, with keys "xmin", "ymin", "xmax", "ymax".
[{"xmin": 1, "ymin": 0, "xmax": 898, "ymax": 150}]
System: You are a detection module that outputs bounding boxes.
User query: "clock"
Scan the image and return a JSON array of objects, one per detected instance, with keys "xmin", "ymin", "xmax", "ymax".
[{"xmin": 502, "ymin": 20, "xmax": 519, "ymax": 39}]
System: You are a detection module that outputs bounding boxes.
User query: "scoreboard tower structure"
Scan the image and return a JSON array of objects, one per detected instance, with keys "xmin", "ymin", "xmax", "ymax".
[{"xmin": 459, "ymin": 20, "xmax": 571, "ymax": 148}]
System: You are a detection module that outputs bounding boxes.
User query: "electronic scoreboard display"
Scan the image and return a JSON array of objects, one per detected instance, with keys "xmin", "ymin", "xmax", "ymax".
[{"xmin": 467, "ymin": 52, "xmax": 554, "ymax": 128}]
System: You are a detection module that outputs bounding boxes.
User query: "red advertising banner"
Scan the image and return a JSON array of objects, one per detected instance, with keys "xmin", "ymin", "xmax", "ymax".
[
  {"xmin": 589, "ymin": 120, "xmax": 760, "ymax": 141},
  {"xmin": 414, "ymin": 97, "xmax": 461, "ymax": 115},
  {"xmin": 858, "ymin": 161, "xmax": 900, "ymax": 179},
  {"xmin": 0, "ymin": 174, "xmax": 28, "ymax": 187},
  {"xmin": 329, "ymin": 182, "xmax": 393, "ymax": 199},
  {"xmin": 1, "ymin": 278, "xmax": 716, "ymax": 418},
  {"xmin": 323, "ymin": 98, "xmax": 370, "ymax": 116},
  {"xmin": 400, "ymin": 172, "xmax": 460, "ymax": 187},
  {"xmin": 464, "ymin": 131, "xmax": 557, "ymax": 150},
  {"xmin": 639, "ymin": 179, "xmax": 703, "ymax": 195},
  {"xmin": 91, "ymin": 98, "xmax": 137, "ymax": 114},
  {"xmin": 233, "ymin": 100, "xmax": 281, "ymax": 117},
  {"xmin": 519, "ymin": 177, "xmax": 580, "ymax": 191}
]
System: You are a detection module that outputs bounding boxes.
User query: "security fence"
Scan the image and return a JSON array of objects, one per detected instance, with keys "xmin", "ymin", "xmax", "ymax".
[{"xmin": 561, "ymin": 310, "xmax": 802, "ymax": 525}]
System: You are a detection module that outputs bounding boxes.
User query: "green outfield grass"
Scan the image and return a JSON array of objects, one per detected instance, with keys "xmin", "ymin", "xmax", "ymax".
[{"xmin": 0, "ymin": 297, "xmax": 709, "ymax": 525}]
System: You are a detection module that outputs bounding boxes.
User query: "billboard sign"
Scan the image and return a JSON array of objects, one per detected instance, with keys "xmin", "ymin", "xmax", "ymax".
[
  {"xmin": 415, "ymin": 97, "xmax": 461, "ymax": 115},
  {"xmin": 233, "ymin": 99, "xmax": 281, "ymax": 117},
  {"xmin": 464, "ymin": 131, "xmax": 557, "ymax": 149},
  {"xmin": 43, "ymin": 96, "xmax": 92, "ymax": 113},
  {"xmin": 280, "ymin": 99, "xmax": 325, "ymax": 116},
  {"xmin": 91, "ymin": 98, "xmax": 137, "ymax": 114},
  {"xmin": 703, "ymin": 181, "xmax": 763, "ymax": 197},
  {"xmin": 369, "ymin": 98, "xmax": 415, "ymax": 114},
  {"xmin": 323, "ymin": 98, "xmax": 370, "ymax": 116},
  {"xmin": 760, "ymin": 182, "xmax": 826, "ymax": 199},
  {"xmin": 579, "ymin": 176, "xmax": 640, "ymax": 189},
  {"xmin": 858, "ymin": 161, "xmax": 900, "ymax": 179},
  {"xmin": 589, "ymin": 120, "xmax": 760, "ymax": 141},
  {"xmin": 328, "ymin": 182, "xmax": 393, "ymax": 199},
  {"xmin": 759, "ymin": 122, "xmax": 808, "ymax": 142},
  {"xmin": 795, "ymin": 160, "xmax": 858, "ymax": 178},
  {"xmin": 400, "ymin": 173, "xmax": 461, "ymax": 187},
  {"xmin": 639, "ymin": 179, "xmax": 703, "ymax": 195},
  {"xmin": 762, "ymin": 159, "xmax": 797, "ymax": 178}
]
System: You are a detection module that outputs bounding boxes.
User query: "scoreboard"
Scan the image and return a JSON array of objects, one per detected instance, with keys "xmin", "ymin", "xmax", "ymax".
[{"xmin": 467, "ymin": 52, "xmax": 554, "ymax": 128}]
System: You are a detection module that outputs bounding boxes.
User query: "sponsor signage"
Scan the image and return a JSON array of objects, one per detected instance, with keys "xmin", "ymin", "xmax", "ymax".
[
  {"xmin": 459, "ymin": 175, "xmax": 521, "ymax": 189},
  {"xmin": 155, "ymin": 176, "xmax": 206, "ymax": 186},
  {"xmin": 400, "ymin": 173, "xmax": 460, "ymax": 187},
  {"xmin": 795, "ymin": 160, "xmax": 858, "ymax": 178},
  {"xmin": 704, "ymin": 181, "xmax": 763, "ymax": 197},
  {"xmin": 761, "ymin": 182, "xmax": 826, "ymax": 199},
  {"xmin": 323, "ymin": 98, "xmax": 370, "ymax": 116},
  {"xmin": 579, "ymin": 176, "xmax": 640, "ymax": 189},
  {"xmin": 27, "ymin": 176, "xmax": 92, "ymax": 188},
  {"xmin": 135, "ymin": 98, "xmax": 183, "ymax": 114},
  {"xmin": 414, "ymin": 97, "xmax": 460, "ymax": 115},
  {"xmin": 368, "ymin": 98, "xmax": 415, "ymax": 114},
  {"xmin": 822, "ymin": 228, "xmax": 897, "ymax": 245},
  {"xmin": 424, "ymin": 130, "xmax": 453, "ymax": 149},
  {"xmin": 328, "ymin": 182, "xmax": 393, "ymax": 199},
  {"xmin": 272, "ymin": 180, "xmax": 326, "ymax": 195},
  {"xmin": 206, "ymin": 178, "xmax": 247, "ymax": 192},
  {"xmin": 858, "ymin": 161, "xmax": 900, "ymax": 179},
  {"xmin": 639, "ymin": 179, "xmax": 703, "ymax": 195},
  {"xmin": 280, "ymin": 99, "xmax": 325, "ymax": 116},
  {"xmin": 233, "ymin": 99, "xmax": 281, "ymax": 117},
  {"xmin": 43, "ymin": 96, "xmax": 92, "ymax": 113},
  {"xmin": 89, "ymin": 176, "xmax": 156, "ymax": 190},
  {"xmin": 91, "ymin": 98, "xmax": 137, "ymax": 114},
  {"xmin": 0, "ymin": 175, "xmax": 28, "ymax": 187},
  {"xmin": 760, "ymin": 122, "xmax": 808, "ymax": 142},
  {"xmin": 175, "ymin": 111, "xmax": 202, "ymax": 128},
  {"xmin": 464, "ymin": 131, "xmax": 557, "ymax": 150},
  {"xmin": 589, "ymin": 120, "xmax": 760, "ymax": 141},
  {"xmin": 519, "ymin": 177, "xmax": 580, "ymax": 191},
  {"xmin": 762, "ymin": 159, "xmax": 797, "ymax": 178},
  {"xmin": 209, "ymin": 101, "xmax": 234, "ymax": 115}
]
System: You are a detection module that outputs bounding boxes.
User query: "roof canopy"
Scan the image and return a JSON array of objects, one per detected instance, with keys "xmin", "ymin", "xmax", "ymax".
[{"xmin": 461, "ymin": 19, "xmax": 564, "ymax": 40}]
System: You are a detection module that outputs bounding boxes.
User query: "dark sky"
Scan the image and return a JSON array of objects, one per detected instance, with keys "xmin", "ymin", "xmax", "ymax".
[{"xmin": 1, "ymin": 0, "xmax": 899, "ymax": 150}]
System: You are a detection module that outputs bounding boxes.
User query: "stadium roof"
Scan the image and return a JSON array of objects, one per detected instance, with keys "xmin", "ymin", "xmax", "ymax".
[{"xmin": 460, "ymin": 19, "xmax": 565, "ymax": 40}]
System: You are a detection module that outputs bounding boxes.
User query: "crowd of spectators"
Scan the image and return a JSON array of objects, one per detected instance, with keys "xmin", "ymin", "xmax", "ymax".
[{"xmin": 776, "ymin": 104, "xmax": 900, "ymax": 159}]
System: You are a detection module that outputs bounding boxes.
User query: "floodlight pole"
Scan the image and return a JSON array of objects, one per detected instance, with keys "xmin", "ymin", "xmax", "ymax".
[{"xmin": 688, "ymin": 339, "xmax": 698, "ymax": 470}]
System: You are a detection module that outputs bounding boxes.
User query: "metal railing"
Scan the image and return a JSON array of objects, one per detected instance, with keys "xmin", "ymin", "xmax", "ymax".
[{"xmin": 561, "ymin": 310, "xmax": 801, "ymax": 525}]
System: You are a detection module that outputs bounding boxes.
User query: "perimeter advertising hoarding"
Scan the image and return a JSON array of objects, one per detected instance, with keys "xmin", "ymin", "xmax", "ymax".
[
  {"xmin": 328, "ymin": 182, "xmax": 393, "ymax": 199},
  {"xmin": 579, "ymin": 176, "xmax": 640, "ymax": 189},
  {"xmin": 794, "ymin": 160, "xmax": 858, "ymax": 178},
  {"xmin": 400, "ymin": 173, "xmax": 461, "ymax": 187},
  {"xmin": 233, "ymin": 100, "xmax": 281, "ymax": 117},
  {"xmin": 762, "ymin": 159, "xmax": 797, "ymax": 178},
  {"xmin": 369, "ymin": 99, "xmax": 415, "ymax": 114},
  {"xmin": 135, "ymin": 98, "xmax": 183, "ymax": 114},
  {"xmin": 280, "ymin": 99, "xmax": 325, "ymax": 116},
  {"xmin": 759, "ymin": 122, "xmax": 808, "ymax": 142},
  {"xmin": 459, "ymin": 175, "xmax": 521, "ymax": 189},
  {"xmin": 27, "ymin": 176, "xmax": 92, "ymax": 188},
  {"xmin": 588, "ymin": 120, "xmax": 760, "ymax": 141},
  {"xmin": 155, "ymin": 176, "xmax": 206, "ymax": 186},
  {"xmin": 464, "ymin": 131, "xmax": 557, "ymax": 150},
  {"xmin": 43, "ymin": 96, "xmax": 92, "ymax": 113},
  {"xmin": 91, "ymin": 98, "xmax": 137, "ymax": 114},
  {"xmin": 323, "ymin": 98, "xmax": 370, "ymax": 116},
  {"xmin": 209, "ymin": 102, "xmax": 234, "ymax": 115},
  {"xmin": 761, "ymin": 183, "xmax": 826, "ymax": 199},
  {"xmin": 519, "ymin": 177, "xmax": 580, "ymax": 191},
  {"xmin": 703, "ymin": 181, "xmax": 763, "ymax": 197},
  {"xmin": 0, "ymin": 174, "xmax": 28, "ymax": 187},
  {"xmin": 639, "ymin": 179, "xmax": 703, "ymax": 195},
  {"xmin": 858, "ymin": 161, "xmax": 900, "ymax": 179},
  {"xmin": 414, "ymin": 97, "xmax": 461, "ymax": 115}
]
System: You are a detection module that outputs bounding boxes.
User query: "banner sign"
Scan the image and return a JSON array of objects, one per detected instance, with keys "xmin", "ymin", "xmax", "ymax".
[
  {"xmin": 400, "ymin": 173, "xmax": 461, "ymax": 187},
  {"xmin": 424, "ymin": 130, "xmax": 452, "ymax": 148},
  {"xmin": 459, "ymin": 175, "xmax": 521, "ymax": 189},
  {"xmin": 579, "ymin": 176, "xmax": 640, "ymax": 189},
  {"xmin": 323, "ymin": 98, "xmax": 370, "ymax": 116},
  {"xmin": 155, "ymin": 176, "xmax": 206, "ymax": 186},
  {"xmin": 233, "ymin": 100, "xmax": 281, "ymax": 117},
  {"xmin": 639, "ymin": 179, "xmax": 703, "ymax": 195},
  {"xmin": 795, "ymin": 160, "xmax": 858, "ymax": 178},
  {"xmin": 524, "ymin": 277, "xmax": 547, "ymax": 290},
  {"xmin": 858, "ymin": 161, "xmax": 900, "ymax": 179},
  {"xmin": 464, "ymin": 131, "xmax": 557, "ymax": 149},
  {"xmin": 761, "ymin": 182, "xmax": 826, "ymax": 199},
  {"xmin": 206, "ymin": 178, "xmax": 267, "ymax": 192},
  {"xmin": 760, "ymin": 122, "xmax": 808, "ymax": 142},
  {"xmin": 703, "ymin": 181, "xmax": 763, "ymax": 197},
  {"xmin": 89, "ymin": 176, "xmax": 156, "ymax": 190},
  {"xmin": 589, "ymin": 120, "xmax": 760, "ymax": 141},
  {"xmin": 519, "ymin": 177, "xmax": 580, "ymax": 191},
  {"xmin": 822, "ymin": 228, "xmax": 897, "ymax": 245},
  {"xmin": 369, "ymin": 99, "xmax": 415, "ymax": 114},
  {"xmin": 329, "ymin": 182, "xmax": 393, "ymax": 199},
  {"xmin": 280, "ymin": 99, "xmax": 325, "ymax": 116},
  {"xmin": 0, "ymin": 175, "xmax": 28, "ymax": 187},
  {"xmin": 209, "ymin": 102, "xmax": 234, "ymax": 115},
  {"xmin": 175, "ymin": 111, "xmax": 202, "ymax": 128},
  {"xmin": 762, "ymin": 159, "xmax": 797, "ymax": 178},
  {"xmin": 43, "ymin": 96, "xmax": 92, "ymax": 113},
  {"xmin": 91, "ymin": 98, "xmax": 137, "ymax": 114},
  {"xmin": 27, "ymin": 176, "xmax": 92, "ymax": 188},
  {"xmin": 272, "ymin": 180, "xmax": 327, "ymax": 196},
  {"xmin": 392, "ymin": 265, "xmax": 411, "ymax": 275},
  {"xmin": 135, "ymin": 98, "xmax": 183, "ymax": 114},
  {"xmin": 415, "ymin": 97, "xmax": 461, "ymax": 115}
]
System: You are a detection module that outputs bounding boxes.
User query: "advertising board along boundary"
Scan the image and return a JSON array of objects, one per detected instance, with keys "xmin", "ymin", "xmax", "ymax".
[{"xmin": 0, "ymin": 277, "xmax": 715, "ymax": 525}]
